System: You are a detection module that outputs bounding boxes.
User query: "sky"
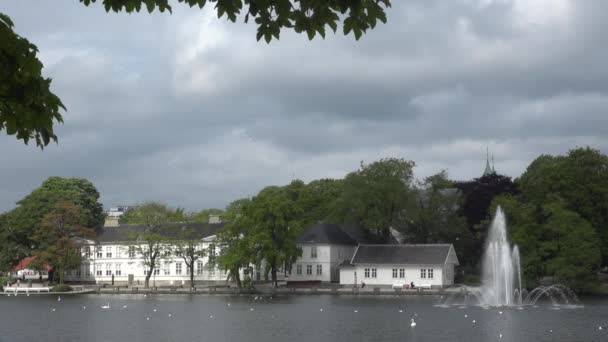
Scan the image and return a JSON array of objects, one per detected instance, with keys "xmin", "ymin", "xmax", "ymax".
[{"xmin": 2, "ymin": 0, "xmax": 608, "ymax": 212}]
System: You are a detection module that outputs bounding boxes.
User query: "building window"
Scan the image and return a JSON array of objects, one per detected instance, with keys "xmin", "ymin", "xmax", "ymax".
[
  {"xmin": 76, "ymin": 269, "xmax": 81, "ymax": 278},
  {"xmin": 105, "ymin": 264, "xmax": 112, "ymax": 276},
  {"xmin": 163, "ymin": 263, "xmax": 170, "ymax": 275},
  {"xmin": 85, "ymin": 264, "xmax": 91, "ymax": 277},
  {"xmin": 428, "ymin": 269, "xmax": 433, "ymax": 279},
  {"xmin": 209, "ymin": 244, "xmax": 216, "ymax": 258},
  {"xmin": 296, "ymin": 264, "xmax": 302, "ymax": 275},
  {"xmin": 176, "ymin": 262, "xmax": 182, "ymax": 275},
  {"xmin": 96, "ymin": 246, "xmax": 103, "ymax": 258},
  {"xmin": 311, "ymin": 246, "xmax": 317, "ymax": 259},
  {"xmin": 154, "ymin": 267, "xmax": 160, "ymax": 276},
  {"xmin": 84, "ymin": 246, "xmax": 91, "ymax": 259},
  {"xmin": 116, "ymin": 247, "xmax": 122, "ymax": 258},
  {"xmin": 144, "ymin": 270, "xmax": 147, "ymax": 276},
  {"xmin": 392, "ymin": 269, "xmax": 398, "ymax": 278},
  {"xmin": 106, "ymin": 246, "xmax": 112, "ymax": 258},
  {"xmin": 399, "ymin": 269, "xmax": 405, "ymax": 278},
  {"xmin": 96, "ymin": 264, "xmax": 102, "ymax": 276},
  {"xmin": 197, "ymin": 262, "xmax": 204, "ymax": 275},
  {"xmin": 306, "ymin": 265, "xmax": 312, "ymax": 275},
  {"xmin": 371, "ymin": 268, "xmax": 377, "ymax": 278},
  {"xmin": 316, "ymin": 265, "xmax": 322, "ymax": 275},
  {"xmin": 420, "ymin": 269, "xmax": 427, "ymax": 279},
  {"xmin": 364, "ymin": 268, "xmax": 370, "ymax": 278},
  {"xmin": 115, "ymin": 264, "xmax": 122, "ymax": 276},
  {"xmin": 128, "ymin": 246, "xmax": 136, "ymax": 258}
]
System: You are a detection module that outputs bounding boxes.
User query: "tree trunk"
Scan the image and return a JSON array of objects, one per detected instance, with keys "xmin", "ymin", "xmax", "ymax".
[
  {"xmin": 145, "ymin": 264, "xmax": 154, "ymax": 288},
  {"xmin": 271, "ymin": 263, "xmax": 278, "ymax": 288},
  {"xmin": 190, "ymin": 265, "xmax": 195, "ymax": 288},
  {"xmin": 234, "ymin": 268, "xmax": 242, "ymax": 288}
]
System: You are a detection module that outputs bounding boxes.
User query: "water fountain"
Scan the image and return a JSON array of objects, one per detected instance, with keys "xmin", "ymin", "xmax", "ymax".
[
  {"xmin": 442, "ymin": 207, "xmax": 580, "ymax": 307},
  {"xmin": 479, "ymin": 206, "xmax": 522, "ymax": 306}
]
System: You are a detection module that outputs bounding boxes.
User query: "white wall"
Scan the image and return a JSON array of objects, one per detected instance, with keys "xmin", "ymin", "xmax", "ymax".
[
  {"xmin": 66, "ymin": 237, "xmax": 229, "ymax": 285},
  {"xmin": 339, "ymin": 264, "xmax": 447, "ymax": 287},
  {"xmin": 289, "ymin": 244, "xmax": 356, "ymax": 282}
]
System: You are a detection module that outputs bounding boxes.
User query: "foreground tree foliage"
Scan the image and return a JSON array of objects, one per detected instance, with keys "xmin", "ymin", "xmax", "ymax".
[
  {"xmin": 32, "ymin": 202, "xmax": 95, "ymax": 284},
  {"xmin": 0, "ymin": 14, "xmax": 64, "ymax": 148},
  {"xmin": 1, "ymin": 1, "xmax": 391, "ymax": 147}
]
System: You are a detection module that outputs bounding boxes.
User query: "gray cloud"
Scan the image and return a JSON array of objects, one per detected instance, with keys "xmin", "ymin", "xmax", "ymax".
[{"xmin": 1, "ymin": 0, "xmax": 607, "ymax": 212}]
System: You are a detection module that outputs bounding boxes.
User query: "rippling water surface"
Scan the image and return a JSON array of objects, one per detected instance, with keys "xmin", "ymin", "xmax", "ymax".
[{"xmin": 0, "ymin": 294, "xmax": 606, "ymax": 342}]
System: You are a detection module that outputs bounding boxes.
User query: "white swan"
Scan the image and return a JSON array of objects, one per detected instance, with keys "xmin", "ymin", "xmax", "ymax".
[
  {"xmin": 410, "ymin": 319, "xmax": 417, "ymax": 327},
  {"xmin": 101, "ymin": 303, "xmax": 110, "ymax": 309}
]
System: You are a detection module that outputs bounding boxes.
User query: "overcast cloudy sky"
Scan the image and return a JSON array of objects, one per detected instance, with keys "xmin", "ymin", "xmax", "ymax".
[{"xmin": 2, "ymin": 0, "xmax": 607, "ymax": 212}]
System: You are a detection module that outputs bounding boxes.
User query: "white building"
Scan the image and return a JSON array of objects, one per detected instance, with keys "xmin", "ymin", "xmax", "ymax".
[
  {"xmin": 66, "ymin": 221, "xmax": 230, "ymax": 286},
  {"xmin": 288, "ymin": 222, "xmax": 358, "ymax": 284},
  {"xmin": 339, "ymin": 244, "xmax": 459, "ymax": 288}
]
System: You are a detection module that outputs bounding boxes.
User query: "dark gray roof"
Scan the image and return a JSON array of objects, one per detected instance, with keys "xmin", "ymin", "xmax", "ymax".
[
  {"xmin": 95, "ymin": 222, "xmax": 227, "ymax": 243},
  {"xmin": 351, "ymin": 244, "xmax": 454, "ymax": 265},
  {"xmin": 338, "ymin": 260, "xmax": 355, "ymax": 268},
  {"xmin": 296, "ymin": 222, "xmax": 358, "ymax": 246}
]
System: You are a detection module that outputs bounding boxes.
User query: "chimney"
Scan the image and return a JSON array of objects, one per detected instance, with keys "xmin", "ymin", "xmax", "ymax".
[{"xmin": 209, "ymin": 214, "xmax": 221, "ymax": 224}]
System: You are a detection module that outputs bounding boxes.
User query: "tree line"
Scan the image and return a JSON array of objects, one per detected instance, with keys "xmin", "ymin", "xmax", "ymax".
[{"xmin": 1, "ymin": 147, "xmax": 607, "ymax": 291}]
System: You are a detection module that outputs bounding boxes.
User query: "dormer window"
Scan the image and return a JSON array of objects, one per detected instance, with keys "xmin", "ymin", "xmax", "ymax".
[{"xmin": 311, "ymin": 246, "xmax": 317, "ymax": 258}]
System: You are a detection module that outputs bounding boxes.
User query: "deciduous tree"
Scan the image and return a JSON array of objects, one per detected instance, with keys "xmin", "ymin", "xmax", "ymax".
[
  {"xmin": 32, "ymin": 202, "xmax": 95, "ymax": 284},
  {"xmin": 1, "ymin": 1, "xmax": 391, "ymax": 147}
]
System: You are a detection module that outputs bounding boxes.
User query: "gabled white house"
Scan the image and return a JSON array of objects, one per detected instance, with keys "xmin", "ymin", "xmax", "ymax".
[
  {"xmin": 288, "ymin": 222, "xmax": 358, "ymax": 283},
  {"xmin": 66, "ymin": 221, "xmax": 230, "ymax": 286},
  {"xmin": 339, "ymin": 244, "xmax": 459, "ymax": 288}
]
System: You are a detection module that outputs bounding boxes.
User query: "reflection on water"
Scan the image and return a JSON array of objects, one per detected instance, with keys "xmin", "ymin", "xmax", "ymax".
[{"xmin": 0, "ymin": 294, "xmax": 606, "ymax": 342}]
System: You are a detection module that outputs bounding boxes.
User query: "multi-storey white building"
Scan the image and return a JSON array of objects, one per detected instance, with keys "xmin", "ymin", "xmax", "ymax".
[
  {"xmin": 288, "ymin": 222, "xmax": 358, "ymax": 283},
  {"xmin": 67, "ymin": 219, "xmax": 230, "ymax": 286}
]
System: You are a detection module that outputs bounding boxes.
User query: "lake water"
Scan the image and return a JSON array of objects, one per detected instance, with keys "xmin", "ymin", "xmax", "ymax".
[{"xmin": 0, "ymin": 294, "xmax": 606, "ymax": 341}]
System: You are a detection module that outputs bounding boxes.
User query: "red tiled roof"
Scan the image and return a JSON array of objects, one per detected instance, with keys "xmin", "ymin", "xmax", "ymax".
[{"xmin": 13, "ymin": 256, "xmax": 52, "ymax": 272}]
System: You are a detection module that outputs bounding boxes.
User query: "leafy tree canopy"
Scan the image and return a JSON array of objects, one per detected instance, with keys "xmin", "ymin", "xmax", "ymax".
[
  {"xmin": 32, "ymin": 201, "xmax": 95, "ymax": 284},
  {"xmin": 516, "ymin": 147, "xmax": 608, "ymax": 266},
  {"xmin": 1, "ymin": 1, "xmax": 390, "ymax": 147},
  {"xmin": 119, "ymin": 202, "xmax": 187, "ymax": 224},
  {"xmin": 333, "ymin": 158, "xmax": 416, "ymax": 242},
  {"xmin": 0, "ymin": 14, "xmax": 64, "ymax": 148}
]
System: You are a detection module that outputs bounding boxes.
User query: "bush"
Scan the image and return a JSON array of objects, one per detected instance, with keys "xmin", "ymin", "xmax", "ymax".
[
  {"xmin": 463, "ymin": 274, "xmax": 481, "ymax": 286},
  {"xmin": 51, "ymin": 284, "xmax": 72, "ymax": 292}
]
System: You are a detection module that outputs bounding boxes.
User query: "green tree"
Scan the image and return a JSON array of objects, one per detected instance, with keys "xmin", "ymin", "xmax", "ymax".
[
  {"xmin": 297, "ymin": 178, "xmax": 344, "ymax": 227},
  {"xmin": 517, "ymin": 147, "xmax": 608, "ymax": 266},
  {"xmin": 126, "ymin": 202, "xmax": 173, "ymax": 288},
  {"xmin": 333, "ymin": 158, "xmax": 416, "ymax": 242},
  {"xmin": 491, "ymin": 195, "xmax": 602, "ymax": 292},
  {"xmin": 31, "ymin": 201, "xmax": 95, "ymax": 284},
  {"xmin": 3, "ymin": 177, "xmax": 104, "ymax": 267},
  {"xmin": 247, "ymin": 185, "xmax": 303, "ymax": 287},
  {"xmin": 216, "ymin": 199, "xmax": 255, "ymax": 288},
  {"xmin": 120, "ymin": 203, "xmax": 187, "ymax": 224},
  {"xmin": 406, "ymin": 171, "xmax": 473, "ymax": 264},
  {"xmin": 189, "ymin": 208, "xmax": 225, "ymax": 223},
  {"xmin": 2, "ymin": 1, "xmax": 391, "ymax": 147},
  {"xmin": 171, "ymin": 222, "xmax": 207, "ymax": 288}
]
